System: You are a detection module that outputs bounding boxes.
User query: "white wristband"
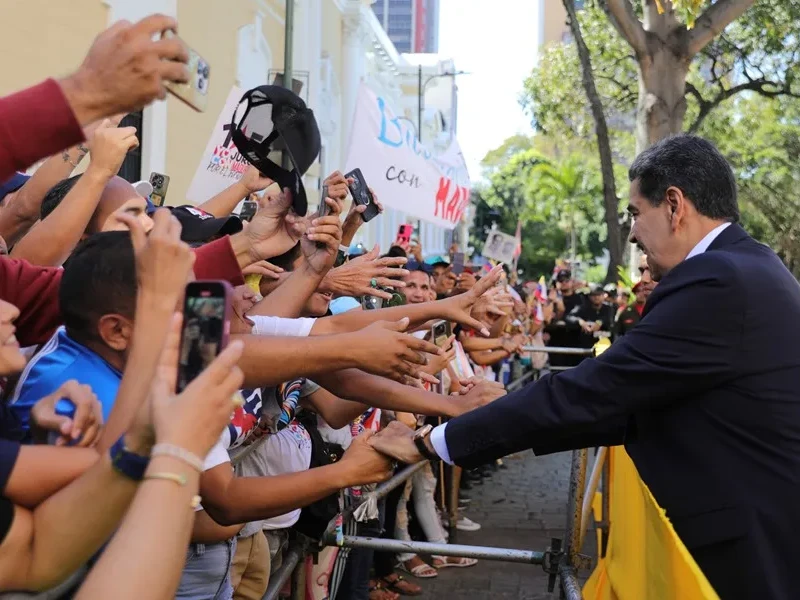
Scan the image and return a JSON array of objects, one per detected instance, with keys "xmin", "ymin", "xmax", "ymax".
[{"xmin": 151, "ymin": 444, "xmax": 204, "ymax": 472}]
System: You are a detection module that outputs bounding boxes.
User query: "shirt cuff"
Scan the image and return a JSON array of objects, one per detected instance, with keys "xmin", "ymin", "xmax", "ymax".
[
  {"xmin": 430, "ymin": 423, "xmax": 453, "ymax": 465},
  {"xmin": 192, "ymin": 237, "xmax": 245, "ymax": 286}
]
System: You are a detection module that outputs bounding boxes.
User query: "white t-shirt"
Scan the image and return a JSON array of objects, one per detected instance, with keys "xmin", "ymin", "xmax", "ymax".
[{"xmin": 250, "ymin": 315, "xmax": 316, "ymax": 337}]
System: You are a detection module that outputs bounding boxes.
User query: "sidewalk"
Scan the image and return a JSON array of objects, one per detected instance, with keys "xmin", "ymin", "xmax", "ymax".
[{"xmin": 414, "ymin": 451, "xmax": 595, "ymax": 600}]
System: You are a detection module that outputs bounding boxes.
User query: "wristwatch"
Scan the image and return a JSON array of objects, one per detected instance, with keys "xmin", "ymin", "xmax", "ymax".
[
  {"xmin": 413, "ymin": 424, "xmax": 439, "ymax": 461},
  {"xmin": 110, "ymin": 437, "xmax": 150, "ymax": 481}
]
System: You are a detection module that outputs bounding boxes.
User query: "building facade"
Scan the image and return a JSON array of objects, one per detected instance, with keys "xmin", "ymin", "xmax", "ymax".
[
  {"xmin": 0, "ymin": 0, "xmax": 462, "ymax": 257},
  {"xmin": 371, "ymin": 0, "xmax": 438, "ymax": 53}
]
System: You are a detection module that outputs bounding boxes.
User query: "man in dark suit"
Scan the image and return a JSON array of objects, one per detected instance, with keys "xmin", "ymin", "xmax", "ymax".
[{"xmin": 371, "ymin": 134, "xmax": 800, "ymax": 600}]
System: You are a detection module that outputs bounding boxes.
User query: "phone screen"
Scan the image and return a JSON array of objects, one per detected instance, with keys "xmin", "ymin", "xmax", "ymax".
[{"xmin": 178, "ymin": 282, "xmax": 230, "ymax": 392}]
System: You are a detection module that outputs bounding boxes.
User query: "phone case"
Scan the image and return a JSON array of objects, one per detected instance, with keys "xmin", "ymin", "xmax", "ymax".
[
  {"xmin": 163, "ymin": 32, "xmax": 210, "ymax": 112},
  {"xmin": 149, "ymin": 172, "xmax": 170, "ymax": 206},
  {"xmin": 318, "ymin": 185, "xmax": 330, "ymax": 218},
  {"xmin": 345, "ymin": 168, "xmax": 380, "ymax": 222},
  {"xmin": 240, "ymin": 201, "xmax": 258, "ymax": 222}
]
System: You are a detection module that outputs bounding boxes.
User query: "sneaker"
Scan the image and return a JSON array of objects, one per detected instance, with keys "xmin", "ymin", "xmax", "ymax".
[{"xmin": 456, "ymin": 516, "xmax": 481, "ymax": 532}]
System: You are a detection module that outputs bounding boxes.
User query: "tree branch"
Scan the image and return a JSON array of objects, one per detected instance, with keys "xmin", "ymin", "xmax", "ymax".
[
  {"xmin": 687, "ymin": 0, "xmax": 757, "ymax": 56},
  {"xmin": 604, "ymin": 0, "xmax": 648, "ymax": 57}
]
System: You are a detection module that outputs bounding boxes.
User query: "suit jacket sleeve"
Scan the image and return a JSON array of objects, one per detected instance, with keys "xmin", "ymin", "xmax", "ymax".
[{"xmin": 444, "ymin": 253, "xmax": 746, "ymax": 468}]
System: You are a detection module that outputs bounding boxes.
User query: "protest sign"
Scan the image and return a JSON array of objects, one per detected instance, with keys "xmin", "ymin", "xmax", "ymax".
[
  {"xmin": 345, "ymin": 84, "xmax": 471, "ymax": 229},
  {"xmin": 482, "ymin": 230, "xmax": 518, "ymax": 264},
  {"xmin": 186, "ymin": 86, "xmax": 250, "ymax": 203}
]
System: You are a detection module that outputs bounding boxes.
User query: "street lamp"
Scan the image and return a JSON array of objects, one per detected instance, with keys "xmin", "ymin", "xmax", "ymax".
[{"xmin": 417, "ymin": 66, "xmax": 469, "ymax": 142}]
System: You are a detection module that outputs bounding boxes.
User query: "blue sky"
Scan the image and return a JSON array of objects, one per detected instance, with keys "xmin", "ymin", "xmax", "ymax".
[{"xmin": 438, "ymin": 0, "xmax": 539, "ymax": 182}]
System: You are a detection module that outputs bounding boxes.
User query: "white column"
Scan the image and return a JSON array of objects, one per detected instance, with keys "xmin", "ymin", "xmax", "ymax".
[{"xmin": 340, "ymin": 10, "xmax": 368, "ymax": 162}]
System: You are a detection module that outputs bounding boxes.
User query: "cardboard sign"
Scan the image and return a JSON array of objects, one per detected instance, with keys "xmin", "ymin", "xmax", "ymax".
[
  {"xmin": 345, "ymin": 85, "xmax": 471, "ymax": 229},
  {"xmin": 186, "ymin": 86, "xmax": 250, "ymax": 203},
  {"xmin": 482, "ymin": 230, "xmax": 518, "ymax": 264}
]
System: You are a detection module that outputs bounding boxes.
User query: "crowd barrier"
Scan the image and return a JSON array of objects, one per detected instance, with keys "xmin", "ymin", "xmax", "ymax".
[{"xmin": 261, "ymin": 341, "xmax": 713, "ymax": 600}]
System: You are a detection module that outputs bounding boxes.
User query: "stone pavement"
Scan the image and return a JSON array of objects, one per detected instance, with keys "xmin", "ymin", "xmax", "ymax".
[{"xmin": 409, "ymin": 451, "xmax": 596, "ymax": 600}]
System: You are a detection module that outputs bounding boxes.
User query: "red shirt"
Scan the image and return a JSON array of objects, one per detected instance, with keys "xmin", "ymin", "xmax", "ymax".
[
  {"xmin": 0, "ymin": 237, "xmax": 245, "ymax": 348},
  {"xmin": 0, "ymin": 79, "xmax": 84, "ymax": 182}
]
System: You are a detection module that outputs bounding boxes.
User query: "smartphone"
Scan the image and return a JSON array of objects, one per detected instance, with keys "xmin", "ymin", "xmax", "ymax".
[
  {"xmin": 318, "ymin": 185, "xmax": 330, "ymax": 218},
  {"xmin": 361, "ymin": 295, "xmax": 383, "ymax": 310},
  {"xmin": 149, "ymin": 172, "xmax": 170, "ymax": 207},
  {"xmin": 162, "ymin": 31, "xmax": 210, "ymax": 112},
  {"xmin": 240, "ymin": 200, "xmax": 258, "ymax": 222},
  {"xmin": 344, "ymin": 168, "xmax": 380, "ymax": 222},
  {"xmin": 451, "ymin": 252, "xmax": 465, "ymax": 276},
  {"xmin": 177, "ymin": 281, "xmax": 232, "ymax": 392},
  {"xmin": 431, "ymin": 320, "xmax": 452, "ymax": 348},
  {"xmin": 397, "ymin": 224, "xmax": 413, "ymax": 246}
]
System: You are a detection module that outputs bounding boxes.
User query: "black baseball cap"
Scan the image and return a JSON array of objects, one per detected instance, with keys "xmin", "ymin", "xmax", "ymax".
[
  {"xmin": 230, "ymin": 86, "xmax": 321, "ymax": 217},
  {"xmin": 556, "ymin": 269, "xmax": 572, "ymax": 282},
  {"xmin": 170, "ymin": 206, "xmax": 243, "ymax": 243}
]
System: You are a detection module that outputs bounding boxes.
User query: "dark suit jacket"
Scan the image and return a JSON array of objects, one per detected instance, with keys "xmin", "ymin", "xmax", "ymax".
[{"xmin": 445, "ymin": 224, "xmax": 800, "ymax": 599}]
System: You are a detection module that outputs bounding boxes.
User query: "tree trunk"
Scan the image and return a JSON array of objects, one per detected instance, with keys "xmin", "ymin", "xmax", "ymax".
[
  {"xmin": 635, "ymin": 47, "xmax": 691, "ymax": 153},
  {"xmin": 563, "ymin": 0, "xmax": 624, "ymax": 283},
  {"xmin": 635, "ymin": 1, "xmax": 691, "ymax": 153}
]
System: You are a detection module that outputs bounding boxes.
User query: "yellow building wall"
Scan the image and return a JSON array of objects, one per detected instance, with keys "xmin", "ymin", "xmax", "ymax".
[
  {"xmin": 541, "ymin": 0, "xmax": 568, "ymax": 48},
  {"xmin": 0, "ymin": 0, "xmax": 108, "ymax": 96},
  {"xmin": 167, "ymin": 0, "xmax": 286, "ymax": 205}
]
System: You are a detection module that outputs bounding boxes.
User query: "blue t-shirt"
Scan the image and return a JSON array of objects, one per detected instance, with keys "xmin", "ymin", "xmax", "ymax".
[{"xmin": 10, "ymin": 327, "xmax": 122, "ymax": 431}]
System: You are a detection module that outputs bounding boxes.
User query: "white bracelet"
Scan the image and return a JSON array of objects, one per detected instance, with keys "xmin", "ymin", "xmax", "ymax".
[{"xmin": 151, "ymin": 444, "xmax": 204, "ymax": 472}]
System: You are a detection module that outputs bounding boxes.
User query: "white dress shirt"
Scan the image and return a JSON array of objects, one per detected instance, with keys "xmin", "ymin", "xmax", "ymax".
[{"xmin": 429, "ymin": 221, "xmax": 733, "ymax": 465}]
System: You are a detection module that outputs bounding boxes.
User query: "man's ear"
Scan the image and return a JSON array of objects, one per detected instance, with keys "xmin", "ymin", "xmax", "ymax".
[
  {"xmin": 96, "ymin": 314, "xmax": 134, "ymax": 352},
  {"xmin": 664, "ymin": 186, "xmax": 686, "ymax": 226}
]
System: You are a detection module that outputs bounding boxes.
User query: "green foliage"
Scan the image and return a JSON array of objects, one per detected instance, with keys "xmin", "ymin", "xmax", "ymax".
[
  {"xmin": 699, "ymin": 93, "xmax": 800, "ymax": 276},
  {"xmin": 469, "ymin": 143, "xmax": 609, "ymax": 279},
  {"xmin": 521, "ymin": 0, "xmax": 800, "ymax": 276}
]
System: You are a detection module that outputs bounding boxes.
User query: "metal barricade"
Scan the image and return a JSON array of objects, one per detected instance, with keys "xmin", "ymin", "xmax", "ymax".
[{"xmin": 268, "ymin": 361, "xmax": 609, "ymax": 600}]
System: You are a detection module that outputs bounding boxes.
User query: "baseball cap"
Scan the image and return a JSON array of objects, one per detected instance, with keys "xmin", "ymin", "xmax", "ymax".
[
  {"xmin": 555, "ymin": 269, "xmax": 572, "ymax": 282},
  {"xmin": 170, "ymin": 205, "xmax": 243, "ymax": 243},
  {"xmin": 0, "ymin": 173, "xmax": 31, "ymax": 203},
  {"xmin": 588, "ymin": 284, "xmax": 605, "ymax": 296},
  {"xmin": 231, "ymin": 86, "xmax": 321, "ymax": 217},
  {"xmin": 425, "ymin": 255, "xmax": 450, "ymax": 268},
  {"xmin": 132, "ymin": 180, "xmax": 157, "ymax": 214}
]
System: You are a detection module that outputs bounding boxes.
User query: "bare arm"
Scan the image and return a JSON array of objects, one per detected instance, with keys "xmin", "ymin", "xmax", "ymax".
[
  {"xmin": 458, "ymin": 334, "xmax": 505, "ymax": 352},
  {"xmin": 469, "ymin": 349, "xmax": 510, "ymax": 366},
  {"xmin": 0, "ymin": 448, "xmax": 142, "ymax": 592},
  {"xmin": 196, "ymin": 180, "xmax": 249, "ymax": 217},
  {"xmin": 4, "ymin": 446, "xmax": 97, "ymax": 509},
  {"xmin": 302, "ymin": 387, "xmax": 368, "ymax": 430},
  {"xmin": 74, "ymin": 455, "xmax": 198, "ymax": 600},
  {"xmin": 200, "ymin": 460, "xmax": 353, "ymax": 525},
  {"xmin": 10, "ymin": 168, "xmax": 108, "ymax": 266},
  {"xmin": 313, "ymin": 369, "xmax": 461, "ymax": 418},
  {"xmin": 250, "ymin": 262, "xmax": 325, "ymax": 318},
  {"xmin": 0, "ymin": 146, "xmax": 87, "ymax": 246}
]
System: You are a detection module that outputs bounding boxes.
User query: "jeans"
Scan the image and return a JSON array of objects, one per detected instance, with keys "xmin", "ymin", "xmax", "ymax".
[
  {"xmin": 395, "ymin": 462, "xmax": 447, "ymax": 563},
  {"xmin": 176, "ymin": 538, "xmax": 236, "ymax": 600}
]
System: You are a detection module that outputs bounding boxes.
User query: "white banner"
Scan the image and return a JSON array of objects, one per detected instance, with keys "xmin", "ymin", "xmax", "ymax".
[
  {"xmin": 482, "ymin": 230, "xmax": 518, "ymax": 264},
  {"xmin": 345, "ymin": 85, "xmax": 471, "ymax": 229},
  {"xmin": 186, "ymin": 86, "xmax": 249, "ymax": 204}
]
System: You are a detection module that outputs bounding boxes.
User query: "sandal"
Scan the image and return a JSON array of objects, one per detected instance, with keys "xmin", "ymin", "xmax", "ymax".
[
  {"xmin": 369, "ymin": 580, "xmax": 400, "ymax": 600},
  {"xmin": 382, "ymin": 573, "xmax": 423, "ymax": 596},
  {"xmin": 432, "ymin": 555, "xmax": 478, "ymax": 569},
  {"xmin": 397, "ymin": 557, "xmax": 438, "ymax": 578}
]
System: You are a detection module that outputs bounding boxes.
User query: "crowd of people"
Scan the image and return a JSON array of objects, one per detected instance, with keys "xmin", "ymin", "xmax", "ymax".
[
  {"xmin": 0, "ymin": 13, "xmax": 646, "ymax": 600},
  {"xmin": 2, "ymin": 10, "xmax": 791, "ymax": 600}
]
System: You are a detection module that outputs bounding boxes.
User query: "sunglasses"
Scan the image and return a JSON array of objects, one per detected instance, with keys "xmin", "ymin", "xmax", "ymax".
[{"xmin": 638, "ymin": 266, "xmax": 650, "ymax": 274}]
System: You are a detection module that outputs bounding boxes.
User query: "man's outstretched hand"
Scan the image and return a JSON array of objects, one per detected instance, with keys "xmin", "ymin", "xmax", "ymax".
[{"xmin": 369, "ymin": 421, "xmax": 424, "ymax": 464}]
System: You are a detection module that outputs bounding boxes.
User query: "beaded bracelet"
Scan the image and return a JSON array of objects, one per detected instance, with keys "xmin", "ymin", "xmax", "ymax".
[{"xmin": 151, "ymin": 444, "xmax": 204, "ymax": 472}]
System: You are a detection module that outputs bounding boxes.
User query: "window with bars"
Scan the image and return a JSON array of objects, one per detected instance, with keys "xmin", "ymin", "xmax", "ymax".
[{"xmin": 117, "ymin": 111, "xmax": 144, "ymax": 183}]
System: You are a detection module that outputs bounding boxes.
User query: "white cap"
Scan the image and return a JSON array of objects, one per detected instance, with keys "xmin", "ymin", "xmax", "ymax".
[{"xmin": 133, "ymin": 180, "xmax": 153, "ymax": 198}]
